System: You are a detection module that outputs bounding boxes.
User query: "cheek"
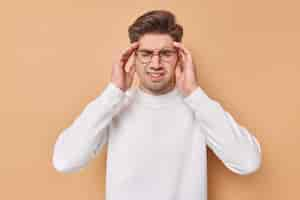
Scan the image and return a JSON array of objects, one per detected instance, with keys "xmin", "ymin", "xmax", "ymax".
[{"xmin": 168, "ymin": 62, "xmax": 178, "ymax": 74}]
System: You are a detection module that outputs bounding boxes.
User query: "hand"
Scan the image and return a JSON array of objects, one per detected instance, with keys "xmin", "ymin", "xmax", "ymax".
[
  {"xmin": 111, "ymin": 42, "xmax": 139, "ymax": 92},
  {"xmin": 173, "ymin": 42, "xmax": 199, "ymax": 97}
]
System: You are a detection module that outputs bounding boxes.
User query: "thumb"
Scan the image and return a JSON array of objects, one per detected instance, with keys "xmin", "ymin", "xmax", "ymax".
[
  {"xmin": 175, "ymin": 65, "xmax": 181, "ymax": 80},
  {"xmin": 126, "ymin": 64, "xmax": 135, "ymax": 79},
  {"xmin": 129, "ymin": 64, "xmax": 135, "ymax": 76}
]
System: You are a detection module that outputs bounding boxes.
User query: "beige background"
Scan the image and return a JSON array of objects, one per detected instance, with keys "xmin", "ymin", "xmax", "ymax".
[{"xmin": 1, "ymin": 0, "xmax": 299, "ymax": 199}]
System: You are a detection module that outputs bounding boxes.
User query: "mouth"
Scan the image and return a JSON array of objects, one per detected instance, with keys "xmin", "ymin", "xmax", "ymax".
[{"xmin": 147, "ymin": 72, "xmax": 165, "ymax": 81}]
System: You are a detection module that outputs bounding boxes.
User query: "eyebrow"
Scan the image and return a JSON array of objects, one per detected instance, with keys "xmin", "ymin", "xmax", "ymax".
[{"xmin": 138, "ymin": 47, "xmax": 176, "ymax": 52}]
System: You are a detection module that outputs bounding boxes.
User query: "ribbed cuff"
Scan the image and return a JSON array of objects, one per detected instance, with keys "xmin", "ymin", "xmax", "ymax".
[
  {"xmin": 103, "ymin": 82, "xmax": 125, "ymax": 96},
  {"xmin": 101, "ymin": 82, "xmax": 126, "ymax": 100}
]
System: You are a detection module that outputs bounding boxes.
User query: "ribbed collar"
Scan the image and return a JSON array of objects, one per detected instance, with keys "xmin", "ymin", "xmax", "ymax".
[{"xmin": 133, "ymin": 85, "xmax": 182, "ymax": 108}]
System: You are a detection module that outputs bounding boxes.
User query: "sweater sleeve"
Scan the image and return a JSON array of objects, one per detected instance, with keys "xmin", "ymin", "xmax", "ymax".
[
  {"xmin": 183, "ymin": 87, "xmax": 262, "ymax": 175},
  {"xmin": 52, "ymin": 82, "xmax": 126, "ymax": 173}
]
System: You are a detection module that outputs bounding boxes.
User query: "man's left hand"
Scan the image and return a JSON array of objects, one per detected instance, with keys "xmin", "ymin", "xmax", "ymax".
[{"xmin": 173, "ymin": 42, "xmax": 199, "ymax": 97}]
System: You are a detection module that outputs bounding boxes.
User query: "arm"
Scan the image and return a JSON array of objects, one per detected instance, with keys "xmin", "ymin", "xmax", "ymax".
[
  {"xmin": 183, "ymin": 87, "xmax": 262, "ymax": 175},
  {"xmin": 52, "ymin": 82, "xmax": 125, "ymax": 173}
]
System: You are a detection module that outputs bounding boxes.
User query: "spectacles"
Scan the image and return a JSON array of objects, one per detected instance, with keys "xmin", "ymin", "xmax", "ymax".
[{"xmin": 135, "ymin": 48, "xmax": 178, "ymax": 64}]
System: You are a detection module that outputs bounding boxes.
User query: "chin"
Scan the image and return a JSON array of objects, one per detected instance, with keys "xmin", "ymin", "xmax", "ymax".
[{"xmin": 144, "ymin": 80, "xmax": 173, "ymax": 92}]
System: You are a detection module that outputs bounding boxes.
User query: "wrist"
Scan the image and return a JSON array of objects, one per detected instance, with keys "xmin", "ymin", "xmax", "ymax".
[
  {"xmin": 184, "ymin": 85, "xmax": 198, "ymax": 97},
  {"xmin": 111, "ymin": 81, "xmax": 126, "ymax": 92}
]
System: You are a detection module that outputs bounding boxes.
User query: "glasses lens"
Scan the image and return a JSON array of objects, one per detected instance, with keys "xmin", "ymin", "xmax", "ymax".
[
  {"xmin": 137, "ymin": 51, "xmax": 152, "ymax": 63},
  {"xmin": 160, "ymin": 50, "xmax": 177, "ymax": 62},
  {"xmin": 136, "ymin": 49, "xmax": 177, "ymax": 63}
]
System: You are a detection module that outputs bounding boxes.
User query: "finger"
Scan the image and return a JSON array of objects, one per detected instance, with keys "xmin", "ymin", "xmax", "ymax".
[
  {"xmin": 128, "ymin": 64, "xmax": 136, "ymax": 75},
  {"xmin": 121, "ymin": 42, "xmax": 139, "ymax": 56},
  {"xmin": 173, "ymin": 41, "xmax": 187, "ymax": 54},
  {"xmin": 119, "ymin": 42, "xmax": 139, "ymax": 72},
  {"xmin": 126, "ymin": 64, "xmax": 136, "ymax": 85},
  {"xmin": 175, "ymin": 64, "xmax": 182, "ymax": 79},
  {"xmin": 178, "ymin": 50, "xmax": 187, "ymax": 67},
  {"xmin": 175, "ymin": 48, "xmax": 187, "ymax": 68},
  {"xmin": 176, "ymin": 55, "xmax": 184, "ymax": 73},
  {"xmin": 120, "ymin": 42, "xmax": 139, "ymax": 62},
  {"xmin": 173, "ymin": 41, "xmax": 192, "ymax": 59}
]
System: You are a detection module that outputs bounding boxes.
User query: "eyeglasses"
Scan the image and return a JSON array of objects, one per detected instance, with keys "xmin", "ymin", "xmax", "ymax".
[{"xmin": 135, "ymin": 48, "xmax": 178, "ymax": 64}]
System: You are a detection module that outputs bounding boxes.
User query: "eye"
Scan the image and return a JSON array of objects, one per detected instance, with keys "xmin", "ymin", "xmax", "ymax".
[
  {"xmin": 139, "ymin": 51, "xmax": 152, "ymax": 57},
  {"xmin": 161, "ymin": 50, "xmax": 174, "ymax": 57},
  {"xmin": 141, "ymin": 52, "xmax": 151, "ymax": 56}
]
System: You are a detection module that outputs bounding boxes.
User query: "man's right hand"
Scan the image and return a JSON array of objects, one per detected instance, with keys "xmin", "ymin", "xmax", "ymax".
[{"xmin": 111, "ymin": 42, "xmax": 139, "ymax": 92}]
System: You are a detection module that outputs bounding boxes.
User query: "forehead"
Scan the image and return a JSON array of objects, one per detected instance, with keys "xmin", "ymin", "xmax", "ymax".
[{"xmin": 138, "ymin": 33, "xmax": 174, "ymax": 50}]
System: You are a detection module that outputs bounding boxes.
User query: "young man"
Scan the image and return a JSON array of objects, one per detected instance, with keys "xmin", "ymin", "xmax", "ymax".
[{"xmin": 52, "ymin": 10, "xmax": 262, "ymax": 200}]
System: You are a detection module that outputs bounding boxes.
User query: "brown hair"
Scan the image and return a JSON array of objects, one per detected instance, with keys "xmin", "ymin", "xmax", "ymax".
[{"xmin": 128, "ymin": 10, "xmax": 183, "ymax": 43}]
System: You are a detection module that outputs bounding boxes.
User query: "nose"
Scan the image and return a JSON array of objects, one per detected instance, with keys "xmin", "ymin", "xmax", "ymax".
[{"xmin": 150, "ymin": 54, "xmax": 161, "ymax": 68}]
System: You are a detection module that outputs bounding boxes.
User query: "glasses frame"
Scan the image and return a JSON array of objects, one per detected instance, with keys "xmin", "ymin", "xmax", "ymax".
[{"xmin": 134, "ymin": 48, "xmax": 179, "ymax": 64}]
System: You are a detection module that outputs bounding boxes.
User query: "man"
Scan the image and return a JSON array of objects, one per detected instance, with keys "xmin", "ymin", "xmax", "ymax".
[{"xmin": 52, "ymin": 10, "xmax": 262, "ymax": 200}]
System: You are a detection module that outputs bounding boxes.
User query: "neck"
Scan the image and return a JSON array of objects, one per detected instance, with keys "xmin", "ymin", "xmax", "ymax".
[{"xmin": 134, "ymin": 79, "xmax": 181, "ymax": 108}]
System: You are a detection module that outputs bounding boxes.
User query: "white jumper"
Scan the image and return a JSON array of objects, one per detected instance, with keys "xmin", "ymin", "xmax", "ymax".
[{"xmin": 52, "ymin": 82, "xmax": 262, "ymax": 200}]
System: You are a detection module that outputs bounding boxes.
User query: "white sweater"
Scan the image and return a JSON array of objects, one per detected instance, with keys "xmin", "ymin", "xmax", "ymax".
[{"xmin": 52, "ymin": 82, "xmax": 262, "ymax": 200}]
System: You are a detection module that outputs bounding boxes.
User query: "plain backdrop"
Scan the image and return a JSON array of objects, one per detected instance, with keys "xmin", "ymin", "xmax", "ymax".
[{"xmin": 1, "ymin": 0, "xmax": 299, "ymax": 200}]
